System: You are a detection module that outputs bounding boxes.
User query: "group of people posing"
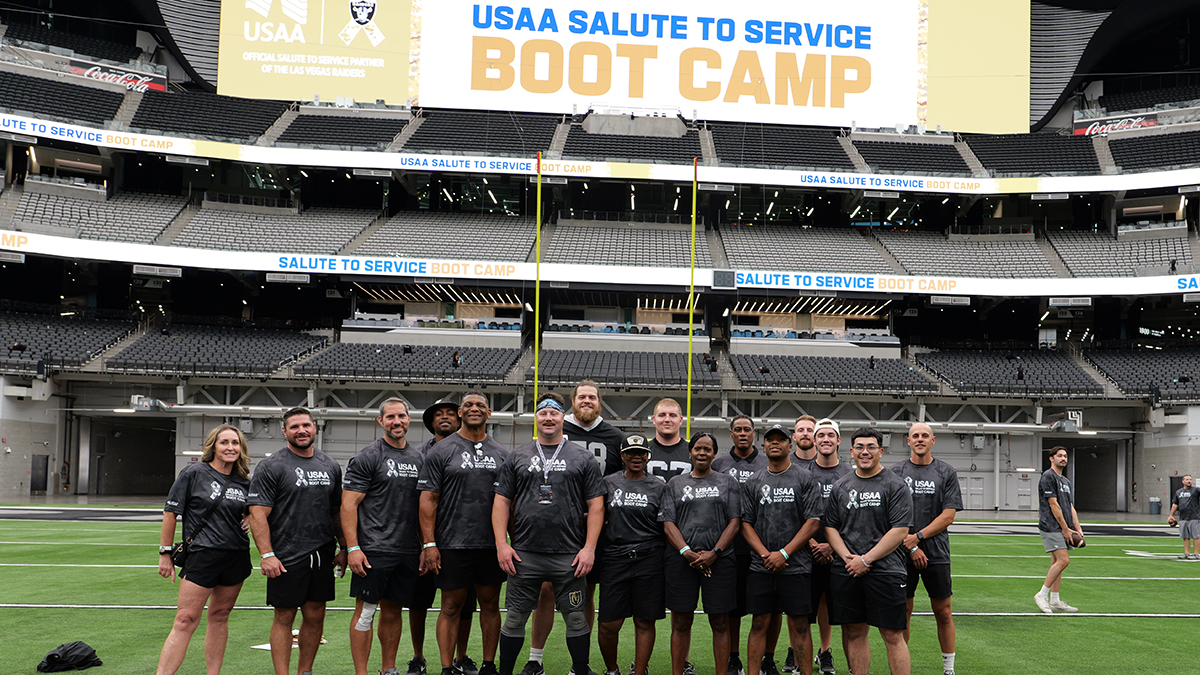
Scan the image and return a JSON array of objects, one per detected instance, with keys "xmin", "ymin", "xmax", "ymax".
[{"xmin": 155, "ymin": 381, "xmax": 968, "ymax": 675}]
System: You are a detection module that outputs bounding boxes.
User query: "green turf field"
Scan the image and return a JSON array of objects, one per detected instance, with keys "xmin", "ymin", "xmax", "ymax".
[{"xmin": 1, "ymin": 520, "xmax": 1195, "ymax": 674}]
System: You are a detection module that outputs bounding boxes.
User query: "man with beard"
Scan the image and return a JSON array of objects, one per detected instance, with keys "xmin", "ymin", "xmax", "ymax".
[
  {"xmin": 419, "ymin": 392, "xmax": 510, "ymax": 675},
  {"xmin": 343, "ymin": 398, "xmax": 425, "ymax": 675},
  {"xmin": 713, "ymin": 415, "xmax": 774, "ymax": 675},
  {"xmin": 525, "ymin": 380, "xmax": 625, "ymax": 675},
  {"xmin": 647, "ymin": 398, "xmax": 692, "ymax": 481},
  {"xmin": 1034, "ymin": 446, "xmax": 1084, "ymax": 614},
  {"xmin": 804, "ymin": 419, "xmax": 850, "ymax": 675},
  {"xmin": 792, "ymin": 416, "xmax": 818, "ymax": 472},
  {"xmin": 249, "ymin": 407, "xmax": 347, "ymax": 675}
]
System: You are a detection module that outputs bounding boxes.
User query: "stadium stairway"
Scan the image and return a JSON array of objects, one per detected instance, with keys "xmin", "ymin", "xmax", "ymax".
[
  {"xmin": 111, "ymin": 90, "xmax": 143, "ymax": 131},
  {"xmin": 388, "ymin": 114, "xmax": 425, "ymax": 150},
  {"xmin": 707, "ymin": 229, "xmax": 729, "ymax": 268},
  {"xmin": 1189, "ymin": 229, "xmax": 1200, "ymax": 266},
  {"xmin": 1066, "ymin": 348, "xmax": 1124, "ymax": 398},
  {"xmin": 153, "ymin": 202, "xmax": 200, "ymax": 246},
  {"xmin": 85, "ymin": 318, "xmax": 151, "ymax": 372},
  {"xmin": 712, "ymin": 347, "xmax": 741, "ymax": 390},
  {"xmin": 337, "ymin": 212, "xmax": 391, "ymax": 255},
  {"xmin": 1093, "ymin": 135, "xmax": 1118, "ymax": 174},
  {"xmin": 257, "ymin": 107, "xmax": 299, "ymax": 146},
  {"xmin": 836, "ymin": 137, "xmax": 871, "ymax": 172},
  {"xmin": 955, "ymin": 140, "xmax": 989, "ymax": 178},
  {"xmin": 1034, "ymin": 236, "xmax": 1073, "ymax": 277},
  {"xmin": 904, "ymin": 349, "xmax": 960, "ymax": 397},
  {"xmin": 699, "ymin": 127, "xmax": 717, "ymax": 166},
  {"xmin": 0, "ymin": 182, "xmax": 23, "ymax": 228},
  {"xmin": 546, "ymin": 121, "xmax": 570, "ymax": 159},
  {"xmin": 864, "ymin": 231, "xmax": 909, "ymax": 274},
  {"xmin": 506, "ymin": 344, "xmax": 537, "ymax": 385},
  {"xmin": 527, "ymin": 222, "xmax": 556, "ymax": 262}
]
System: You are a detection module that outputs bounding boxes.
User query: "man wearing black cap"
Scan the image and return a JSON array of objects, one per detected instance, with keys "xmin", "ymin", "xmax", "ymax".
[
  {"xmin": 741, "ymin": 425, "xmax": 822, "ymax": 675},
  {"xmin": 419, "ymin": 391, "xmax": 509, "ymax": 675},
  {"xmin": 419, "ymin": 397, "xmax": 462, "ymax": 454},
  {"xmin": 493, "ymin": 392, "xmax": 605, "ymax": 675},
  {"xmin": 713, "ymin": 415, "xmax": 774, "ymax": 675},
  {"xmin": 597, "ymin": 433, "xmax": 668, "ymax": 675}
]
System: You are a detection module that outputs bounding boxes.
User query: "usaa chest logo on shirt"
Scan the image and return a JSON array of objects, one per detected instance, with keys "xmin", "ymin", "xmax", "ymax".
[
  {"xmin": 528, "ymin": 457, "xmax": 567, "ymax": 473},
  {"xmin": 847, "ymin": 489, "xmax": 882, "ymax": 508},
  {"xmin": 819, "ymin": 482, "xmax": 835, "ymax": 499},
  {"xmin": 223, "ymin": 485, "xmax": 248, "ymax": 502},
  {"xmin": 681, "ymin": 485, "xmax": 721, "ymax": 501},
  {"xmin": 610, "ymin": 489, "xmax": 649, "ymax": 508},
  {"xmin": 385, "ymin": 459, "xmax": 419, "ymax": 479},
  {"xmin": 295, "ymin": 467, "xmax": 333, "ymax": 487},
  {"xmin": 460, "ymin": 452, "xmax": 499, "ymax": 470},
  {"xmin": 905, "ymin": 477, "xmax": 937, "ymax": 495},
  {"xmin": 727, "ymin": 467, "xmax": 756, "ymax": 484},
  {"xmin": 760, "ymin": 485, "xmax": 796, "ymax": 505}
]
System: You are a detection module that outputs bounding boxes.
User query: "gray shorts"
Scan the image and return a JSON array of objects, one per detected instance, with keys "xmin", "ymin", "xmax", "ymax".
[
  {"xmin": 501, "ymin": 550, "xmax": 588, "ymax": 638},
  {"xmin": 1041, "ymin": 531, "xmax": 1075, "ymax": 553},
  {"xmin": 1181, "ymin": 520, "xmax": 1200, "ymax": 539}
]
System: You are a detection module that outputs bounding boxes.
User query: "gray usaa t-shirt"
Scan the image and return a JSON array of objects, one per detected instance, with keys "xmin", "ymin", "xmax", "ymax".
[
  {"xmin": 343, "ymin": 438, "xmax": 424, "ymax": 555},
  {"xmin": 658, "ymin": 471, "xmax": 740, "ymax": 555},
  {"xmin": 165, "ymin": 462, "xmax": 250, "ymax": 551},
  {"xmin": 823, "ymin": 469, "xmax": 913, "ymax": 576},
  {"xmin": 741, "ymin": 463, "xmax": 822, "ymax": 575},
  {"xmin": 889, "ymin": 458, "xmax": 963, "ymax": 565},
  {"xmin": 495, "ymin": 440, "xmax": 605, "ymax": 554},
  {"xmin": 1038, "ymin": 469, "xmax": 1076, "ymax": 533},
  {"xmin": 603, "ymin": 472, "xmax": 668, "ymax": 555},
  {"xmin": 248, "ymin": 447, "xmax": 343, "ymax": 566},
  {"xmin": 713, "ymin": 447, "xmax": 769, "ymax": 554},
  {"xmin": 417, "ymin": 433, "xmax": 509, "ymax": 549}
]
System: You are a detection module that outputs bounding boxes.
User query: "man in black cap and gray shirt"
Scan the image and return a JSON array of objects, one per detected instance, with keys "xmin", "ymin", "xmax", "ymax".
[
  {"xmin": 889, "ymin": 422, "xmax": 962, "ymax": 675},
  {"xmin": 419, "ymin": 391, "xmax": 509, "ymax": 675},
  {"xmin": 493, "ymin": 392, "xmax": 605, "ymax": 675},
  {"xmin": 713, "ymin": 415, "xmax": 772, "ymax": 675},
  {"xmin": 248, "ymin": 406, "xmax": 347, "ymax": 675},
  {"xmin": 805, "ymin": 419, "xmax": 850, "ymax": 675},
  {"xmin": 741, "ymin": 424, "xmax": 822, "ymax": 675},
  {"xmin": 343, "ymin": 397, "xmax": 425, "ymax": 675},
  {"xmin": 823, "ymin": 428, "xmax": 912, "ymax": 675}
]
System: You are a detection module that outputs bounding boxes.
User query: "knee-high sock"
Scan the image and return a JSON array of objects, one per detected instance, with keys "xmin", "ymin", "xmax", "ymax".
[
  {"xmin": 566, "ymin": 634, "xmax": 591, "ymax": 675},
  {"xmin": 499, "ymin": 634, "xmax": 525, "ymax": 675}
]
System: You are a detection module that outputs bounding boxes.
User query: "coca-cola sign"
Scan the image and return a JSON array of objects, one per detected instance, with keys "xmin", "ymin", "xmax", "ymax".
[
  {"xmin": 1073, "ymin": 114, "xmax": 1158, "ymax": 135},
  {"xmin": 67, "ymin": 60, "xmax": 166, "ymax": 93}
]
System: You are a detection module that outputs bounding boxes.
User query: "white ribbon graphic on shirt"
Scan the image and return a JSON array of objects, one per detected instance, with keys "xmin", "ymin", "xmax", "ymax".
[
  {"xmin": 905, "ymin": 476, "xmax": 914, "ymax": 494},
  {"xmin": 339, "ymin": 0, "xmax": 385, "ymax": 47},
  {"xmin": 461, "ymin": 452, "xmax": 475, "ymax": 470},
  {"xmin": 760, "ymin": 484, "xmax": 772, "ymax": 505},
  {"xmin": 528, "ymin": 456, "xmax": 542, "ymax": 473},
  {"xmin": 386, "ymin": 459, "xmax": 400, "ymax": 477},
  {"xmin": 611, "ymin": 489, "xmax": 623, "ymax": 507},
  {"xmin": 295, "ymin": 467, "xmax": 309, "ymax": 487},
  {"xmin": 681, "ymin": 485, "xmax": 694, "ymax": 501},
  {"xmin": 210, "ymin": 481, "xmax": 222, "ymax": 500},
  {"xmin": 847, "ymin": 489, "xmax": 859, "ymax": 509}
]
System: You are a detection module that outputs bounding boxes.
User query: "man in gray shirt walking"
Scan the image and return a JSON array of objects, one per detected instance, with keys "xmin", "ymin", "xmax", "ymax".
[
  {"xmin": 1168, "ymin": 474, "xmax": 1200, "ymax": 559},
  {"xmin": 1035, "ymin": 446, "xmax": 1083, "ymax": 613}
]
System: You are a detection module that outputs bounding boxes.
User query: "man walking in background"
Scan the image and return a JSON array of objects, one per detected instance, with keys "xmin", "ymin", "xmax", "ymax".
[
  {"xmin": 1035, "ymin": 446, "xmax": 1083, "ymax": 613},
  {"xmin": 1168, "ymin": 474, "xmax": 1200, "ymax": 560}
]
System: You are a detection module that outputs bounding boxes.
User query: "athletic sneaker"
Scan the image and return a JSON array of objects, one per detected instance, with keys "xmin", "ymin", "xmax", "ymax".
[
  {"xmin": 944, "ymin": 670, "xmax": 955, "ymax": 675},
  {"xmin": 407, "ymin": 658, "xmax": 427, "ymax": 675},
  {"xmin": 817, "ymin": 649, "xmax": 835, "ymax": 675},
  {"xmin": 455, "ymin": 657, "xmax": 480, "ymax": 675},
  {"xmin": 566, "ymin": 669, "xmax": 600, "ymax": 675},
  {"xmin": 384, "ymin": 669, "xmax": 401, "ymax": 675},
  {"xmin": 728, "ymin": 654, "xmax": 745, "ymax": 675},
  {"xmin": 1050, "ymin": 600, "xmax": 1078, "ymax": 612},
  {"xmin": 519, "ymin": 662, "xmax": 546, "ymax": 675},
  {"xmin": 782, "ymin": 647, "xmax": 795, "ymax": 673},
  {"xmin": 761, "ymin": 657, "xmax": 781, "ymax": 675},
  {"xmin": 480, "ymin": 664, "xmax": 499, "ymax": 675},
  {"xmin": 1179, "ymin": 554, "xmax": 1190, "ymax": 560},
  {"xmin": 1190, "ymin": 554, "xmax": 1199, "ymax": 560},
  {"xmin": 683, "ymin": 662, "xmax": 697, "ymax": 675},
  {"xmin": 627, "ymin": 663, "xmax": 648, "ymax": 675},
  {"xmin": 1033, "ymin": 593, "xmax": 1053, "ymax": 614}
]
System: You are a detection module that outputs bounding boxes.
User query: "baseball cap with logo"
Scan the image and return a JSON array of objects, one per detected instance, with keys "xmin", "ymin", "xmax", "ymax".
[
  {"xmin": 763, "ymin": 424, "xmax": 791, "ymax": 440},
  {"xmin": 620, "ymin": 433, "xmax": 651, "ymax": 454},
  {"xmin": 814, "ymin": 418, "xmax": 841, "ymax": 436}
]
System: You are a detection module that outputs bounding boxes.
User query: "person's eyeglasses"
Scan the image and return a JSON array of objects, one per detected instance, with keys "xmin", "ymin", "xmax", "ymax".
[{"xmin": 852, "ymin": 444, "xmax": 880, "ymax": 451}]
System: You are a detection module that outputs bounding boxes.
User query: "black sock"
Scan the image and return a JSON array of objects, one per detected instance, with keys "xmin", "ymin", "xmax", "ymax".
[
  {"xmin": 731, "ymin": 652, "xmax": 740, "ymax": 658},
  {"xmin": 764, "ymin": 653, "xmax": 774, "ymax": 661},
  {"xmin": 499, "ymin": 635, "xmax": 524, "ymax": 675},
  {"xmin": 566, "ymin": 634, "xmax": 591, "ymax": 675},
  {"xmin": 484, "ymin": 663, "xmax": 497, "ymax": 669}
]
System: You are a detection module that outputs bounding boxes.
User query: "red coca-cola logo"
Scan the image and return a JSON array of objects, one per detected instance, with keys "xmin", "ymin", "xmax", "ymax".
[
  {"xmin": 1074, "ymin": 116, "xmax": 1158, "ymax": 135},
  {"xmin": 71, "ymin": 65, "xmax": 164, "ymax": 93}
]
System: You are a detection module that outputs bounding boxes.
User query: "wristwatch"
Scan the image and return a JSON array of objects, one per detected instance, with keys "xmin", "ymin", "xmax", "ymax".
[
  {"xmin": 712, "ymin": 546, "xmax": 723, "ymax": 555},
  {"xmin": 916, "ymin": 532, "xmax": 925, "ymax": 541},
  {"xmin": 159, "ymin": 546, "xmax": 172, "ymax": 555}
]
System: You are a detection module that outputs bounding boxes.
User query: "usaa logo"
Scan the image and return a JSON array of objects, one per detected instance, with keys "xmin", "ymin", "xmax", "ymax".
[{"xmin": 244, "ymin": 0, "xmax": 308, "ymax": 43}]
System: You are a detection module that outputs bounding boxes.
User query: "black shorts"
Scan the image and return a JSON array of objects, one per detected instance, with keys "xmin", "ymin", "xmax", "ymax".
[
  {"xmin": 905, "ymin": 562, "xmax": 953, "ymax": 600},
  {"xmin": 410, "ymin": 568, "xmax": 438, "ymax": 611},
  {"xmin": 586, "ymin": 551, "xmax": 604, "ymax": 587},
  {"xmin": 266, "ymin": 542, "xmax": 337, "ymax": 609},
  {"xmin": 350, "ymin": 553, "xmax": 420, "ymax": 605},
  {"xmin": 808, "ymin": 561, "xmax": 833, "ymax": 622},
  {"xmin": 598, "ymin": 546, "xmax": 666, "ymax": 622},
  {"xmin": 664, "ymin": 550, "xmax": 736, "ymax": 614},
  {"xmin": 731, "ymin": 553, "xmax": 752, "ymax": 618},
  {"xmin": 437, "ymin": 548, "xmax": 507, "ymax": 590},
  {"xmin": 747, "ymin": 572, "xmax": 811, "ymax": 618},
  {"xmin": 828, "ymin": 570, "xmax": 907, "ymax": 631},
  {"xmin": 180, "ymin": 547, "xmax": 252, "ymax": 589}
]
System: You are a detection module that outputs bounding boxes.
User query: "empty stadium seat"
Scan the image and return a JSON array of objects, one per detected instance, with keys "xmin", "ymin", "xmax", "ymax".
[
  {"xmin": 721, "ymin": 225, "xmax": 894, "ymax": 274},
  {"xmin": 296, "ymin": 342, "xmax": 521, "ymax": 383},
  {"xmin": 1047, "ymin": 231, "xmax": 1192, "ymax": 277},
  {"xmin": 0, "ymin": 311, "xmax": 135, "ymax": 373},
  {"xmin": 915, "ymin": 349, "xmax": 1103, "ymax": 397},
  {"xmin": 1109, "ymin": 131, "xmax": 1200, "ymax": 172},
  {"xmin": 528, "ymin": 349, "xmax": 720, "ymax": 388},
  {"xmin": 13, "ymin": 191, "xmax": 187, "ymax": 243},
  {"xmin": 403, "ymin": 110, "xmax": 559, "ymax": 156},
  {"xmin": 730, "ymin": 354, "xmax": 937, "ymax": 395},
  {"xmin": 561, "ymin": 126, "xmax": 702, "ymax": 164},
  {"xmin": 710, "ymin": 122, "xmax": 855, "ymax": 170},
  {"xmin": 874, "ymin": 231, "xmax": 1056, "ymax": 278},
  {"xmin": 356, "ymin": 212, "xmax": 536, "ymax": 260},
  {"xmin": 174, "ymin": 206, "xmax": 377, "ymax": 254},
  {"xmin": 131, "ymin": 89, "xmax": 289, "ymax": 143},
  {"xmin": 3, "ymin": 22, "xmax": 142, "ymax": 63},
  {"xmin": 964, "ymin": 133, "xmax": 1100, "ymax": 175},
  {"xmin": 0, "ymin": 68, "xmax": 123, "ymax": 125},
  {"xmin": 107, "ymin": 324, "xmax": 325, "ymax": 377},
  {"xmin": 545, "ymin": 225, "xmax": 712, "ymax": 268},
  {"xmin": 277, "ymin": 114, "xmax": 407, "ymax": 148},
  {"xmin": 853, "ymin": 140, "xmax": 971, "ymax": 176},
  {"xmin": 1086, "ymin": 348, "xmax": 1200, "ymax": 402}
]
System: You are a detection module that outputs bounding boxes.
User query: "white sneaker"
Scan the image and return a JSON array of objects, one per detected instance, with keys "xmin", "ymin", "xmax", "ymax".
[
  {"xmin": 1033, "ymin": 593, "xmax": 1053, "ymax": 614},
  {"xmin": 1050, "ymin": 600, "xmax": 1078, "ymax": 612}
]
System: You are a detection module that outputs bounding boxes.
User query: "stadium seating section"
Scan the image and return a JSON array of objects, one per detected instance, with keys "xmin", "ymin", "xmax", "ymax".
[
  {"xmin": 403, "ymin": 110, "xmax": 559, "ymax": 156},
  {"xmin": 710, "ymin": 123, "xmax": 855, "ymax": 170},
  {"xmin": 562, "ymin": 127, "xmax": 702, "ymax": 164},
  {"xmin": 529, "ymin": 349, "xmax": 721, "ymax": 388},
  {"xmin": 915, "ymin": 349, "xmax": 1103, "ymax": 397},
  {"xmin": 964, "ymin": 133, "xmax": 1100, "ymax": 175},
  {"xmin": 720, "ymin": 225, "xmax": 894, "ymax": 274},
  {"xmin": 277, "ymin": 114, "xmax": 406, "ymax": 148},
  {"xmin": 355, "ymin": 212, "xmax": 536, "ymax": 260},
  {"xmin": 875, "ymin": 231, "xmax": 1057, "ymax": 278},
  {"xmin": 0, "ymin": 311, "xmax": 134, "ymax": 373},
  {"xmin": 130, "ymin": 90, "xmax": 289, "ymax": 142},
  {"xmin": 13, "ymin": 191, "xmax": 187, "ymax": 243},
  {"xmin": 0, "ymin": 69, "xmax": 124, "ymax": 125},
  {"xmin": 545, "ymin": 225, "xmax": 713, "ymax": 267},
  {"xmin": 3, "ymin": 22, "xmax": 142, "ymax": 63},
  {"xmin": 1086, "ymin": 348, "xmax": 1200, "ymax": 401},
  {"xmin": 1108, "ymin": 131, "xmax": 1200, "ymax": 172},
  {"xmin": 731, "ymin": 354, "xmax": 937, "ymax": 395},
  {"xmin": 1047, "ymin": 231, "xmax": 1193, "ymax": 276},
  {"xmin": 1098, "ymin": 83, "xmax": 1200, "ymax": 112},
  {"xmin": 295, "ymin": 343, "xmax": 520, "ymax": 383},
  {"xmin": 852, "ymin": 140, "xmax": 972, "ymax": 176},
  {"xmin": 107, "ymin": 324, "xmax": 325, "ymax": 377},
  {"xmin": 173, "ymin": 207, "xmax": 377, "ymax": 253}
]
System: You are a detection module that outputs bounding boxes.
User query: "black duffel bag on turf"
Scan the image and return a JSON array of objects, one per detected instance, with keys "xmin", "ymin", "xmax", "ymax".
[{"xmin": 37, "ymin": 641, "xmax": 102, "ymax": 672}]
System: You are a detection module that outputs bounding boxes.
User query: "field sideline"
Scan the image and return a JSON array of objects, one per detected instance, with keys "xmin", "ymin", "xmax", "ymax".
[{"xmin": 1, "ymin": 519, "xmax": 1196, "ymax": 675}]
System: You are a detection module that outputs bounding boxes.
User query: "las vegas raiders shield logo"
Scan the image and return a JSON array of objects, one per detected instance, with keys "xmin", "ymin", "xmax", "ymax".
[{"xmin": 350, "ymin": 0, "xmax": 376, "ymax": 25}]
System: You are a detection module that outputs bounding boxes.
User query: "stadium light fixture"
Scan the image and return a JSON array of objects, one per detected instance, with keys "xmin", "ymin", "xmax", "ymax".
[
  {"xmin": 182, "ymin": 451, "xmax": 203, "ymax": 456},
  {"xmin": 1078, "ymin": 430, "xmax": 1098, "ymax": 436},
  {"xmin": 1040, "ymin": 311, "xmax": 1050, "ymax": 321},
  {"xmin": 887, "ymin": 206, "xmax": 899, "ymax": 220},
  {"xmin": 113, "ymin": 408, "xmax": 137, "ymax": 414},
  {"xmin": 850, "ymin": 205, "xmax": 861, "ymax": 218},
  {"xmin": 722, "ymin": 308, "xmax": 730, "ymax": 317},
  {"xmin": 941, "ymin": 197, "xmax": 949, "ymax": 204}
]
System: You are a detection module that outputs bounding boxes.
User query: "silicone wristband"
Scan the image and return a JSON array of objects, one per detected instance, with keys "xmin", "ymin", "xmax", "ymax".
[
  {"xmin": 779, "ymin": 549, "xmax": 789, "ymax": 560},
  {"xmin": 679, "ymin": 545, "xmax": 692, "ymax": 555},
  {"xmin": 423, "ymin": 542, "xmax": 438, "ymax": 550},
  {"xmin": 347, "ymin": 546, "xmax": 361, "ymax": 553},
  {"xmin": 261, "ymin": 552, "xmax": 276, "ymax": 560}
]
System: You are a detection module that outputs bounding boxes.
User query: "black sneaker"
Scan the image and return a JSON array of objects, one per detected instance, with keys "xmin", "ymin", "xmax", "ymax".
[
  {"xmin": 817, "ymin": 649, "xmax": 835, "ymax": 675},
  {"xmin": 455, "ymin": 657, "xmax": 480, "ymax": 675},
  {"xmin": 728, "ymin": 654, "xmax": 745, "ymax": 675},
  {"xmin": 407, "ymin": 658, "xmax": 428, "ymax": 675},
  {"xmin": 782, "ymin": 648, "xmax": 795, "ymax": 674},
  {"xmin": 479, "ymin": 664, "xmax": 499, "ymax": 675},
  {"xmin": 682, "ymin": 662, "xmax": 697, "ymax": 675},
  {"xmin": 439, "ymin": 667, "xmax": 455, "ymax": 675},
  {"xmin": 761, "ymin": 657, "xmax": 781, "ymax": 675},
  {"xmin": 519, "ymin": 662, "xmax": 546, "ymax": 675},
  {"xmin": 627, "ymin": 663, "xmax": 649, "ymax": 675}
]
